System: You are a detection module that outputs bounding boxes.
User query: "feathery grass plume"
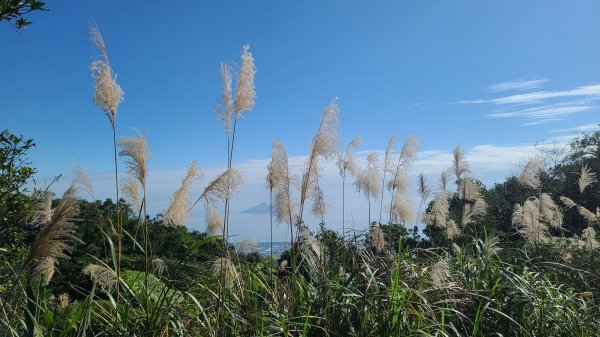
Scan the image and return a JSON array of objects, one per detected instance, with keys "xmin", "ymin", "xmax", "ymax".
[
  {"xmin": 439, "ymin": 171, "xmax": 449, "ymax": 192},
  {"xmin": 238, "ymin": 238, "xmax": 259, "ymax": 255},
  {"xmin": 560, "ymin": 196, "xmax": 578, "ymax": 208},
  {"xmin": 216, "ymin": 62, "xmax": 233, "ymax": 135},
  {"xmin": 512, "ymin": 194, "xmax": 562, "ymax": 244},
  {"xmin": 234, "ymin": 45, "xmax": 256, "ymax": 117},
  {"xmin": 452, "ymin": 242, "xmax": 462, "ymax": 255},
  {"xmin": 197, "ymin": 167, "xmax": 243, "ymax": 207},
  {"xmin": 387, "ymin": 136, "xmax": 418, "ymax": 223},
  {"xmin": 337, "ymin": 137, "xmax": 361, "ymax": 178},
  {"xmin": 90, "ymin": 24, "xmax": 124, "ymax": 126},
  {"xmin": 581, "ymin": 227, "xmax": 599, "ymax": 251},
  {"xmin": 152, "ymin": 258, "xmax": 167, "ymax": 276},
  {"xmin": 32, "ymin": 190, "xmax": 53, "ymax": 226},
  {"xmin": 517, "ymin": 159, "xmax": 542, "ymax": 189},
  {"xmin": 212, "ymin": 257, "xmax": 239, "ymax": 288},
  {"xmin": 430, "ymin": 259, "xmax": 449, "ymax": 289},
  {"xmin": 418, "ymin": 173, "xmax": 432, "ymax": 201},
  {"xmin": 83, "ymin": 264, "xmax": 118, "ymax": 293},
  {"xmin": 23, "ymin": 184, "xmax": 80, "ymax": 273},
  {"xmin": 299, "ymin": 101, "xmax": 340, "ymax": 221},
  {"xmin": 370, "ymin": 225, "xmax": 385, "ymax": 252},
  {"xmin": 424, "ymin": 191, "xmax": 450, "ymax": 228},
  {"xmin": 578, "ymin": 164, "xmax": 597, "ymax": 193},
  {"xmin": 119, "ymin": 128, "xmax": 148, "ymax": 187},
  {"xmin": 459, "ymin": 177, "xmax": 482, "ymax": 201},
  {"xmin": 577, "ymin": 205, "xmax": 599, "ymax": 223},
  {"xmin": 462, "ymin": 197, "xmax": 488, "ymax": 227},
  {"xmin": 73, "ymin": 164, "xmax": 94, "ymax": 198},
  {"xmin": 164, "ymin": 161, "xmax": 201, "ymax": 227},
  {"xmin": 297, "ymin": 227, "xmax": 323, "ymax": 275},
  {"xmin": 451, "ymin": 146, "xmax": 470, "ymax": 180},
  {"xmin": 310, "ymin": 184, "xmax": 328, "ymax": 219},
  {"xmin": 32, "ymin": 256, "xmax": 56, "ymax": 285},
  {"xmin": 205, "ymin": 204, "xmax": 223, "ymax": 235},
  {"xmin": 379, "ymin": 135, "xmax": 397, "ymax": 223},
  {"xmin": 391, "ymin": 194, "xmax": 413, "ymax": 224},
  {"xmin": 355, "ymin": 152, "xmax": 382, "ymax": 224},
  {"xmin": 269, "ymin": 140, "xmax": 294, "ymax": 226},
  {"xmin": 58, "ymin": 293, "xmax": 70, "ymax": 309},
  {"xmin": 482, "ymin": 235, "xmax": 502, "ymax": 258},
  {"xmin": 122, "ymin": 177, "xmax": 141, "ymax": 211}
]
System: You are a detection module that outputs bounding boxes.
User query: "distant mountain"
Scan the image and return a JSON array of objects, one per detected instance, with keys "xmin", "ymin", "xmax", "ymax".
[{"xmin": 241, "ymin": 202, "xmax": 270, "ymax": 214}]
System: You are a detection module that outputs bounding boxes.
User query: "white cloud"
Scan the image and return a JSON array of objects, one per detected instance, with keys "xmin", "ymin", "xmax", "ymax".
[
  {"xmin": 461, "ymin": 83, "xmax": 600, "ymax": 105},
  {"xmin": 486, "ymin": 78, "xmax": 548, "ymax": 93},
  {"xmin": 551, "ymin": 123, "xmax": 600, "ymax": 133},
  {"xmin": 486, "ymin": 103, "xmax": 595, "ymax": 125}
]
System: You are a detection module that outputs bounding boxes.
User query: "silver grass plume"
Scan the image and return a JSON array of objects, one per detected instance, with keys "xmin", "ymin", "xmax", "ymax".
[
  {"xmin": 216, "ymin": 62, "xmax": 233, "ymax": 135},
  {"xmin": 205, "ymin": 204, "xmax": 223, "ymax": 235},
  {"xmin": 122, "ymin": 177, "xmax": 141, "ymax": 211},
  {"xmin": 24, "ymin": 183, "xmax": 81, "ymax": 274},
  {"xmin": 581, "ymin": 227, "xmax": 599, "ymax": 251},
  {"xmin": 164, "ymin": 161, "xmax": 201, "ymax": 227},
  {"xmin": 238, "ymin": 238, "xmax": 259, "ymax": 254},
  {"xmin": 119, "ymin": 128, "xmax": 148, "ymax": 188},
  {"xmin": 424, "ymin": 192, "xmax": 450, "ymax": 229},
  {"xmin": 482, "ymin": 235, "xmax": 502, "ymax": 258},
  {"xmin": 152, "ymin": 258, "xmax": 167, "ymax": 276},
  {"xmin": 83, "ymin": 264, "xmax": 118, "ymax": 293},
  {"xmin": 578, "ymin": 164, "xmax": 596, "ymax": 193},
  {"xmin": 512, "ymin": 194, "xmax": 562, "ymax": 244},
  {"xmin": 73, "ymin": 165, "xmax": 94, "ymax": 198},
  {"xmin": 269, "ymin": 140, "xmax": 294, "ymax": 226},
  {"xmin": 387, "ymin": 136, "xmax": 418, "ymax": 223},
  {"xmin": 418, "ymin": 173, "xmax": 432, "ymax": 201},
  {"xmin": 234, "ymin": 45, "xmax": 256, "ymax": 117},
  {"xmin": 212, "ymin": 257, "xmax": 239, "ymax": 289},
  {"xmin": 461, "ymin": 197, "xmax": 487, "ymax": 227},
  {"xmin": 391, "ymin": 193, "xmax": 413, "ymax": 224},
  {"xmin": 196, "ymin": 168, "xmax": 243, "ymax": 206},
  {"xmin": 370, "ymin": 225, "xmax": 386, "ymax": 252},
  {"xmin": 440, "ymin": 171, "xmax": 449, "ymax": 192},
  {"xmin": 32, "ymin": 190, "xmax": 53, "ymax": 226},
  {"xmin": 299, "ymin": 101, "xmax": 340, "ymax": 220},
  {"xmin": 430, "ymin": 259, "xmax": 449, "ymax": 289},
  {"xmin": 310, "ymin": 184, "xmax": 328, "ymax": 218},
  {"xmin": 560, "ymin": 196, "xmax": 578, "ymax": 209},
  {"xmin": 32, "ymin": 256, "xmax": 56, "ymax": 285},
  {"xmin": 459, "ymin": 177, "xmax": 482, "ymax": 201},
  {"xmin": 577, "ymin": 206, "xmax": 599, "ymax": 223},
  {"xmin": 355, "ymin": 153, "xmax": 382, "ymax": 201},
  {"xmin": 337, "ymin": 137, "xmax": 361, "ymax": 178},
  {"xmin": 451, "ymin": 147, "xmax": 470, "ymax": 181},
  {"xmin": 517, "ymin": 159, "xmax": 542, "ymax": 190},
  {"xmin": 90, "ymin": 24, "xmax": 123, "ymax": 126}
]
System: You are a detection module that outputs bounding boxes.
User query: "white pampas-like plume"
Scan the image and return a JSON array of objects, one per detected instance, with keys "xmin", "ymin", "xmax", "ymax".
[
  {"xmin": 152, "ymin": 258, "xmax": 167, "ymax": 276},
  {"xmin": 90, "ymin": 24, "xmax": 124, "ymax": 126},
  {"xmin": 459, "ymin": 177, "xmax": 482, "ymax": 201},
  {"xmin": 337, "ymin": 137, "xmax": 361, "ymax": 178},
  {"xmin": 370, "ymin": 225, "xmax": 386, "ymax": 252},
  {"xmin": 310, "ymin": 184, "xmax": 328, "ymax": 219},
  {"xmin": 581, "ymin": 227, "xmax": 599, "ymax": 251},
  {"xmin": 84, "ymin": 264, "xmax": 118, "ymax": 293},
  {"xmin": 440, "ymin": 171, "xmax": 449, "ymax": 192},
  {"xmin": 417, "ymin": 173, "xmax": 432, "ymax": 201},
  {"xmin": 517, "ymin": 160, "xmax": 542, "ymax": 190},
  {"xmin": 32, "ymin": 190, "xmax": 53, "ymax": 226},
  {"xmin": 33, "ymin": 256, "xmax": 56, "ymax": 285},
  {"xmin": 578, "ymin": 164, "xmax": 597, "ymax": 194},
  {"xmin": 461, "ymin": 197, "xmax": 487, "ymax": 226},
  {"xmin": 164, "ymin": 161, "xmax": 201, "ymax": 227},
  {"xmin": 355, "ymin": 152, "xmax": 382, "ymax": 201},
  {"xmin": 119, "ymin": 128, "xmax": 148, "ymax": 188},
  {"xmin": 212, "ymin": 257, "xmax": 240, "ymax": 289},
  {"xmin": 269, "ymin": 140, "xmax": 294, "ymax": 226},
  {"xmin": 122, "ymin": 177, "xmax": 141, "ymax": 211},
  {"xmin": 205, "ymin": 204, "xmax": 223, "ymax": 235},
  {"xmin": 430, "ymin": 259, "xmax": 449, "ymax": 289},
  {"xmin": 512, "ymin": 194, "xmax": 562, "ymax": 244},
  {"xmin": 194, "ymin": 168, "xmax": 243, "ymax": 207},
  {"xmin": 216, "ymin": 62, "xmax": 233, "ymax": 136},
  {"xmin": 424, "ymin": 191, "xmax": 450, "ymax": 229},
  {"xmin": 234, "ymin": 45, "xmax": 256, "ymax": 117},
  {"xmin": 299, "ymin": 101, "xmax": 340, "ymax": 220},
  {"xmin": 73, "ymin": 165, "xmax": 94, "ymax": 198},
  {"xmin": 24, "ymin": 183, "xmax": 80, "ymax": 273},
  {"xmin": 391, "ymin": 193, "xmax": 414, "ymax": 224},
  {"xmin": 451, "ymin": 147, "xmax": 470, "ymax": 180}
]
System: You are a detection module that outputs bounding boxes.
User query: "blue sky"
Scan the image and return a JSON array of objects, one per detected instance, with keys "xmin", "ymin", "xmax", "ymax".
[{"xmin": 2, "ymin": 1, "xmax": 600, "ymax": 241}]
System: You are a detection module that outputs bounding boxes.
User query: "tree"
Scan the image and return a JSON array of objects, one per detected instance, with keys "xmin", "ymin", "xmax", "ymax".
[
  {"xmin": 0, "ymin": 130, "xmax": 36, "ymax": 246},
  {"xmin": 0, "ymin": 0, "xmax": 47, "ymax": 29}
]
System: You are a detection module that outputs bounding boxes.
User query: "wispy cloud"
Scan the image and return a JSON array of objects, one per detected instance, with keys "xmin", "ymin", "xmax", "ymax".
[
  {"xmin": 461, "ymin": 83, "xmax": 600, "ymax": 105},
  {"xmin": 486, "ymin": 78, "xmax": 548, "ymax": 93},
  {"xmin": 551, "ymin": 123, "xmax": 600, "ymax": 133},
  {"xmin": 486, "ymin": 103, "xmax": 595, "ymax": 125}
]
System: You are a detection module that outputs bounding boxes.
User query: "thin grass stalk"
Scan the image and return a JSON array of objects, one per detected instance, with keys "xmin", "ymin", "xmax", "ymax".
[{"xmin": 111, "ymin": 124, "xmax": 122, "ymax": 316}]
